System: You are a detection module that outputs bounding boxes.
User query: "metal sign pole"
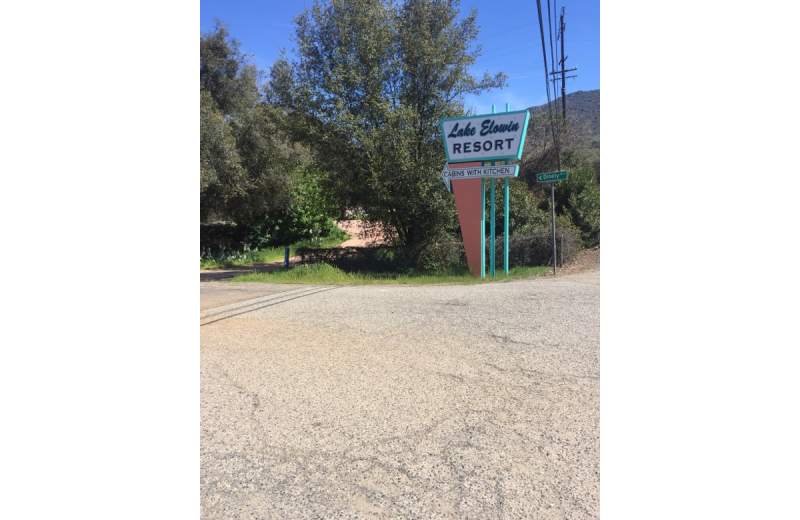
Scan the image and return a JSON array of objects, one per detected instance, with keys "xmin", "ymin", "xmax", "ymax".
[
  {"xmin": 504, "ymin": 177, "xmax": 509, "ymax": 275},
  {"xmin": 551, "ymin": 183, "xmax": 557, "ymax": 275},
  {"xmin": 490, "ymin": 178, "xmax": 496, "ymax": 276},
  {"xmin": 481, "ymin": 179, "xmax": 486, "ymax": 278},
  {"xmin": 489, "ymin": 104, "xmax": 496, "ymax": 277},
  {"xmin": 503, "ymin": 102, "xmax": 510, "ymax": 276}
]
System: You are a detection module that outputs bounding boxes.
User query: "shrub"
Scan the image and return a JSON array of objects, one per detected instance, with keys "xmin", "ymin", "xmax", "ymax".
[
  {"xmin": 296, "ymin": 236, "xmax": 467, "ymax": 273},
  {"xmin": 200, "ymin": 222, "xmax": 257, "ymax": 255},
  {"xmin": 296, "ymin": 246, "xmax": 401, "ymax": 272},
  {"xmin": 554, "ymin": 163, "xmax": 600, "ymax": 247},
  {"xmin": 409, "ymin": 234, "xmax": 466, "ymax": 271},
  {"xmin": 492, "ymin": 226, "xmax": 581, "ymax": 268}
]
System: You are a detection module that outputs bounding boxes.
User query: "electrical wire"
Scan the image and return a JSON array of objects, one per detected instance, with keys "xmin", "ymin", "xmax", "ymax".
[
  {"xmin": 535, "ymin": 0, "xmax": 560, "ymax": 158},
  {"xmin": 548, "ymin": 0, "xmax": 557, "ymax": 117}
]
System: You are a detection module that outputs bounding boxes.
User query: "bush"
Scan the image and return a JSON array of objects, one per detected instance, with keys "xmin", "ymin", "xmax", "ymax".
[
  {"xmin": 485, "ymin": 178, "xmax": 549, "ymax": 237},
  {"xmin": 296, "ymin": 246, "xmax": 401, "ymax": 272},
  {"xmin": 554, "ymin": 162, "xmax": 600, "ymax": 247},
  {"xmin": 492, "ymin": 227, "xmax": 581, "ymax": 268},
  {"xmin": 200, "ymin": 222, "xmax": 257, "ymax": 256},
  {"xmin": 296, "ymin": 236, "xmax": 467, "ymax": 273},
  {"xmin": 409, "ymin": 234, "xmax": 466, "ymax": 271}
]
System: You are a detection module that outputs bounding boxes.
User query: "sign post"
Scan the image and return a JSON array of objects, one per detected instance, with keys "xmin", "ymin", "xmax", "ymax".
[
  {"xmin": 490, "ymin": 177, "xmax": 496, "ymax": 276},
  {"xmin": 504, "ymin": 176, "xmax": 509, "ymax": 275},
  {"xmin": 502, "ymin": 102, "xmax": 510, "ymax": 275},
  {"xmin": 481, "ymin": 180, "xmax": 486, "ymax": 278},
  {"xmin": 551, "ymin": 183, "xmax": 557, "ymax": 276},
  {"xmin": 536, "ymin": 171, "xmax": 569, "ymax": 275}
]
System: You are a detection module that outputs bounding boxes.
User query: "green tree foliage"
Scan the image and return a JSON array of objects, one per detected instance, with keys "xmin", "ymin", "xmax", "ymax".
[
  {"xmin": 200, "ymin": 22, "xmax": 261, "ymax": 115},
  {"xmin": 268, "ymin": 0, "xmax": 507, "ymax": 255},
  {"xmin": 522, "ymin": 150, "xmax": 600, "ymax": 247},
  {"xmin": 200, "ymin": 21, "xmax": 295, "ymax": 224},
  {"xmin": 493, "ymin": 179, "xmax": 548, "ymax": 236},
  {"xmin": 521, "ymin": 112, "xmax": 601, "ymax": 247},
  {"xmin": 553, "ymin": 159, "xmax": 600, "ymax": 247},
  {"xmin": 487, "ymin": 178, "xmax": 580, "ymax": 246},
  {"xmin": 200, "ymin": 90, "xmax": 247, "ymax": 221},
  {"xmin": 249, "ymin": 164, "xmax": 342, "ymax": 246}
]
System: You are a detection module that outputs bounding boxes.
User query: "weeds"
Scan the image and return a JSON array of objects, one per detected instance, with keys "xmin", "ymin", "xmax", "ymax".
[{"xmin": 230, "ymin": 263, "xmax": 550, "ymax": 285}]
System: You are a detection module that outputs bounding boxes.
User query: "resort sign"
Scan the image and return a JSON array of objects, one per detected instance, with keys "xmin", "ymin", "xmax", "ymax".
[
  {"xmin": 438, "ymin": 105, "xmax": 530, "ymax": 279},
  {"xmin": 439, "ymin": 110, "xmax": 530, "ymax": 163}
]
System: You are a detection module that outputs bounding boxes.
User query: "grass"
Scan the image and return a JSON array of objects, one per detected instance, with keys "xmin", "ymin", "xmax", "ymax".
[
  {"xmin": 200, "ymin": 227, "xmax": 349, "ymax": 270},
  {"xmin": 200, "ymin": 247, "xmax": 288, "ymax": 269},
  {"xmin": 230, "ymin": 263, "xmax": 550, "ymax": 285}
]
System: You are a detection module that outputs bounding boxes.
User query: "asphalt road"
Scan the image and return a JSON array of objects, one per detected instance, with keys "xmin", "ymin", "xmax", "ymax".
[{"xmin": 200, "ymin": 269, "xmax": 600, "ymax": 519}]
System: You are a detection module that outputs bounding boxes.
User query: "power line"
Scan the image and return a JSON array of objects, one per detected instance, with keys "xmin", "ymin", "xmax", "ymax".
[
  {"xmin": 477, "ymin": 37, "xmax": 538, "ymax": 55},
  {"xmin": 478, "ymin": 45, "xmax": 540, "ymax": 61},
  {"xmin": 534, "ymin": 0, "xmax": 560, "ymax": 168},
  {"xmin": 496, "ymin": 62, "xmax": 545, "ymax": 75},
  {"xmin": 537, "ymin": 0, "xmax": 561, "ymax": 276},
  {"xmin": 552, "ymin": 3, "xmax": 559, "ymax": 118},
  {"xmin": 547, "ymin": 0, "xmax": 558, "ymax": 118},
  {"xmin": 478, "ymin": 22, "xmax": 536, "ymax": 40}
]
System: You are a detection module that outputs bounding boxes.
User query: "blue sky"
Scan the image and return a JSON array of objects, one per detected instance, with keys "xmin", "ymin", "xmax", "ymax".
[{"xmin": 200, "ymin": 0, "xmax": 599, "ymax": 115}]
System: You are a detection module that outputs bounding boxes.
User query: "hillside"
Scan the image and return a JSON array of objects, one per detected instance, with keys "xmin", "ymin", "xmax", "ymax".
[{"xmin": 527, "ymin": 89, "xmax": 599, "ymax": 150}]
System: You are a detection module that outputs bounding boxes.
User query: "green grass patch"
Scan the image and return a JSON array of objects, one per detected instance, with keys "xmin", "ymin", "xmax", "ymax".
[
  {"xmin": 200, "ymin": 227, "xmax": 349, "ymax": 270},
  {"xmin": 200, "ymin": 247, "xmax": 290, "ymax": 269},
  {"xmin": 230, "ymin": 263, "xmax": 550, "ymax": 285},
  {"xmin": 293, "ymin": 228, "xmax": 350, "ymax": 250}
]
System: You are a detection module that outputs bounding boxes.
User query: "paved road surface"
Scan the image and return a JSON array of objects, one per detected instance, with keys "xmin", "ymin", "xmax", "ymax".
[{"xmin": 201, "ymin": 269, "xmax": 600, "ymax": 519}]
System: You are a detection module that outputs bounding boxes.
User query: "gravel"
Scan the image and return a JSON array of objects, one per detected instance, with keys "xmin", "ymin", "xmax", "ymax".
[{"xmin": 200, "ymin": 268, "xmax": 600, "ymax": 519}]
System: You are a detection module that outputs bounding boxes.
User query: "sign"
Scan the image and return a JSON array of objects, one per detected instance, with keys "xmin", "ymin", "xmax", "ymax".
[
  {"xmin": 439, "ymin": 110, "xmax": 530, "ymax": 163},
  {"xmin": 438, "ymin": 106, "xmax": 529, "ymax": 278},
  {"xmin": 441, "ymin": 163, "xmax": 519, "ymax": 193},
  {"xmin": 536, "ymin": 171, "xmax": 568, "ymax": 183}
]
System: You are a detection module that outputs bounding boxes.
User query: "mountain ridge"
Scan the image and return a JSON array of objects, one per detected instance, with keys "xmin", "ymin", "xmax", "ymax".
[{"xmin": 527, "ymin": 89, "xmax": 599, "ymax": 150}]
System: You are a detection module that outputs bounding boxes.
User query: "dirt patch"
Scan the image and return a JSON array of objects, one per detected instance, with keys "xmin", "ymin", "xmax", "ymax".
[
  {"xmin": 335, "ymin": 220, "xmax": 389, "ymax": 247},
  {"xmin": 559, "ymin": 245, "xmax": 600, "ymax": 273}
]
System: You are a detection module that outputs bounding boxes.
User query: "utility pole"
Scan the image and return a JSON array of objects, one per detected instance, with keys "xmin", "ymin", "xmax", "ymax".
[
  {"xmin": 552, "ymin": 100, "xmax": 560, "ymax": 277},
  {"xmin": 548, "ymin": 7, "xmax": 577, "ymax": 123},
  {"xmin": 536, "ymin": 0, "xmax": 568, "ymax": 276},
  {"xmin": 560, "ymin": 8, "xmax": 566, "ymax": 121}
]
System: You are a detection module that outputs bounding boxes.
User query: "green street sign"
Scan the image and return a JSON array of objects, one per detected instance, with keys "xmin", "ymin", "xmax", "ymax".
[{"xmin": 536, "ymin": 171, "xmax": 568, "ymax": 183}]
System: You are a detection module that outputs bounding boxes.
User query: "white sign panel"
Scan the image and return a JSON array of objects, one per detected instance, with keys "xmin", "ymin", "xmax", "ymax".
[
  {"xmin": 440, "ymin": 163, "xmax": 519, "ymax": 193},
  {"xmin": 439, "ymin": 110, "xmax": 530, "ymax": 163}
]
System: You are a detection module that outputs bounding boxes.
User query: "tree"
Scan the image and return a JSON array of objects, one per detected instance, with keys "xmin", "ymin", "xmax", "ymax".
[
  {"xmin": 519, "ymin": 111, "xmax": 601, "ymax": 248},
  {"xmin": 553, "ymin": 157, "xmax": 600, "ymax": 247},
  {"xmin": 200, "ymin": 90, "xmax": 247, "ymax": 222},
  {"xmin": 268, "ymin": 0, "xmax": 507, "ymax": 257},
  {"xmin": 200, "ymin": 21, "xmax": 294, "ymax": 224}
]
